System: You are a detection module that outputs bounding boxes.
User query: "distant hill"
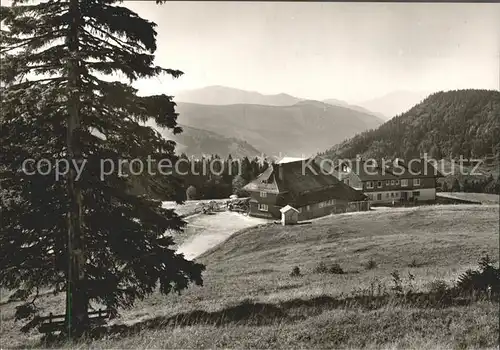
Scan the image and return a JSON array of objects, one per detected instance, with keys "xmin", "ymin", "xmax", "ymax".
[
  {"xmin": 322, "ymin": 89, "xmax": 500, "ymax": 160},
  {"xmin": 175, "ymin": 100, "xmax": 384, "ymax": 157},
  {"xmin": 155, "ymin": 124, "xmax": 262, "ymax": 159},
  {"xmin": 323, "ymin": 98, "xmax": 386, "ymax": 120},
  {"xmin": 175, "ymin": 85, "xmax": 301, "ymax": 106},
  {"xmin": 356, "ymin": 90, "xmax": 431, "ymax": 120}
]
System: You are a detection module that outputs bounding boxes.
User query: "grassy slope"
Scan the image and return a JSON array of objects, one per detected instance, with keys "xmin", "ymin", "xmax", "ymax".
[
  {"xmin": 438, "ymin": 192, "xmax": 499, "ymax": 204},
  {"xmin": 2, "ymin": 205, "xmax": 499, "ymax": 349}
]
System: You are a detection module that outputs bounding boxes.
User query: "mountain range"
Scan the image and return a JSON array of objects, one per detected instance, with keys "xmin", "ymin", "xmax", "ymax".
[
  {"xmin": 173, "ymin": 99, "xmax": 384, "ymax": 157},
  {"xmin": 159, "ymin": 87, "xmax": 499, "ymax": 165},
  {"xmin": 174, "ymin": 86, "xmax": 430, "ymax": 121},
  {"xmin": 322, "ymin": 98, "xmax": 386, "ymax": 120},
  {"xmin": 174, "ymin": 85, "xmax": 301, "ymax": 107}
]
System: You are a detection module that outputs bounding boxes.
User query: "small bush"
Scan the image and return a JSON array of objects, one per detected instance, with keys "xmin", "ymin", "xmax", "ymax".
[
  {"xmin": 455, "ymin": 254, "xmax": 500, "ymax": 297},
  {"xmin": 313, "ymin": 262, "xmax": 328, "ymax": 274},
  {"xmin": 427, "ymin": 280, "xmax": 449, "ymax": 295},
  {"xmin": 364, "ymin": 258, "xmax": 377, "ymax": 270},
  {"xmin": 390, "ymin": 270, "xmax": 404, "ymax": 294},
  {"xmin": 408, "ymin": 258, "xmax": 422, "ymax": 268},
  {"xmin": 185, "ymin": 185, "xmax": 198, "ymax": 200},
  {"xmin": 290, "ymin": 266, "xmax": 301, "ymax": 277},
  {"xmin": 313, "ymin": 262, "xmax": 345, "ymax": 274},
  {"xmin": 328, "ymin": 263, "xmax": 345, "ymax": 275},
  {"xmin": 426, "ymin": 279, "xmax": 453, "ymax": 304}
]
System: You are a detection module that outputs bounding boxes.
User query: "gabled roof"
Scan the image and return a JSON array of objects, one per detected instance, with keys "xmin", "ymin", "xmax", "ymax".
[
  {"xmin": 280, "ymin": 205, "xmax": 299, "ymax": 213},
  {"xmin": 276, "ymin": 157, "xmax": 308, "ymax": 164},
  {"xmin": 243, "ymin": 158, "xmax": 367, "ymax": 206},
  {"xmin": 242, "ymin": 166, "xmax": 283, "ymax": 193}
]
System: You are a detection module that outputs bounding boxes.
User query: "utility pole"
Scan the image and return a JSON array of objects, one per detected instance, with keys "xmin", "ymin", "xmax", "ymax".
[{"xmin": 66, "ymin": 0, "xmax": 88, "ymax": 337}]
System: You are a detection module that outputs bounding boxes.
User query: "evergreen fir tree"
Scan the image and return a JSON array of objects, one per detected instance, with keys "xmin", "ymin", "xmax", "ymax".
[
  {"xmin": 232, "ymin": 175, "xmax": 247, "ymax": 196},
  {"xmin": 451, "ymin": 179, "xmax": 461, "ymax": 193},
  {"xmin": 0, "ymin": 0, "xmax": 204, "ymax": 336},
  {"xmin": 240, "ymin": 157, "xmax": 252, "ymax": 182},
  {"xmin": 186, "ymin": 185, "xmax": 198, "ymax": 200},
  {"xmin": 442, "ymin": 181, "xmax": 449, "ymax": 192},
  {"xmin": 463, "ymin": 179, "xmax": 470, "ymax": 193}
]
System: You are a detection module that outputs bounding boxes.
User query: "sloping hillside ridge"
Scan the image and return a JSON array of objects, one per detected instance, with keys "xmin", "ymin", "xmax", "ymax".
[{"xmin": 322, "ymin": 89, "xmax": 500, "ymax": 160}]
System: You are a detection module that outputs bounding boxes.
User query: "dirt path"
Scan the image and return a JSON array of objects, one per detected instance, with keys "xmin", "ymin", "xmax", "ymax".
[{"xmin": 177, "ymin": 211, "xmax": 269, "ymax": 260}]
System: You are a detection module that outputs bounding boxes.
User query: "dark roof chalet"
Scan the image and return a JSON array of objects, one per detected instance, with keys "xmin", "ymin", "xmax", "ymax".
[
  {"xmin": 243, "ymin": 158, "xmax": 366, "ymax": 207},
  {"xmin": 242, "ymin": 165, "xmax": 283, "ymax": 193}
]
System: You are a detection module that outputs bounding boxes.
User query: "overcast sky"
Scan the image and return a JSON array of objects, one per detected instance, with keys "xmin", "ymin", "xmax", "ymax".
[
  {"xmin": 125, "ymin": 2, "xmax": 500, "ymax": 103},
  {"xmin": 2, "ymin": 1, "xmax": 498, "ymax": 102}
]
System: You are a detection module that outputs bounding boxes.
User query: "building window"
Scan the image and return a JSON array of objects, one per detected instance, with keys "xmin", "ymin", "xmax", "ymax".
[
  {"xmin": 391, "ymin": 192, "xmax": 394, "ymax": 198},
  {"xmin": 412, "ymin": 191, "xmax": 420, "ymax": 197},
  {"xmin": 395, "ymin": 180, "xmax": 400, "ymax": 185},
  {"xmin": 413, "ymin": 178, "xmax": 420, "ymax": 186},
  {"xmin": 258, "ymin": 203, "xmax": 268, "ymax": 211},
  {"xmin": 386, "ymin": 193, "xmax": 390, "ymax": 198},
  {"xmin": 377, "ymin": 181, "xmax": 383, "ymax": 188},
  {"xmin": 391, "ymin": 180, "xmax": 395, "ymax": 185},
  {"xmin": 322, "ymin": 199, "xmax": 336, "ymax": 206},
  {"xmin": 366, "ymin": 181, "xmax": 374, "ymax": 189},
  {"xmin": 396, "ymin": 192, "xmax": 400, "ymax": 197},
  {"xmin": 306, "ymin": 205, "xmax": 311, "ymax": 211},
  {"xmin": 386, "ymin": 180, "xmax": 391, "ymax": 186},
  {"xmin": 401, "ymin": 179, "xmax": 408, "ymax": 187},
  {"xmin": 377, "ymin": 193, "xmax": 382, "ymax": 200},
  {"xmin": 260, "ymin": 191, "xmax": 267, "ymax": 198}
]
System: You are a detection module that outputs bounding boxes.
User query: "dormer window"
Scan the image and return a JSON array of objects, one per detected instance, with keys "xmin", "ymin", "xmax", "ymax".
[{"xmin": 260, "ymin": 191, "xmax": 267, "ymax": 198}]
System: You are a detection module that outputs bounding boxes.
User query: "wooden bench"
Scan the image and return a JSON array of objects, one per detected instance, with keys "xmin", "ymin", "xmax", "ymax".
[{"xmin": 38, "ymin": 309, "xmax": 110, "ymax": 334}]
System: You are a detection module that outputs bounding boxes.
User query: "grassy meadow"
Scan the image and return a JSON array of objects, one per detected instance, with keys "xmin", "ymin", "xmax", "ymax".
[
  {"xmin": 1, "ymin": 204, "xmax": 499, "ymax": 349},
  {"xmin": 437, "ymin": 192, "xmax": 499, "ymax": 205}
]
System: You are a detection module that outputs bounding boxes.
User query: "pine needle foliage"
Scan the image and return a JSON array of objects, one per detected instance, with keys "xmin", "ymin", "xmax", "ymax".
[{"xmin": 0, "ymin": 0, "xmax": 205, "ymax": 333}]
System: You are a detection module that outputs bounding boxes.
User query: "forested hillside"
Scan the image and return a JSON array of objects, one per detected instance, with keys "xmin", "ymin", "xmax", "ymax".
[
  {"xmin": 160, "ymin": 124, "xmax": 262, "ymax": 159},
  {"xmin": 129, "ymin": 155, "xmax": 269, "ymax": 200},
  {"xmin": 322, "ymin": 89, "xmax": 500, "ymax": 160}
]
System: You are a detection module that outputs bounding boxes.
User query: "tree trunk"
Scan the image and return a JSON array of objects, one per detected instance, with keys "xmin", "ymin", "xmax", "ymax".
[{"xmin": 65, "ymin": 0, "xmax": 88, "ymax": 337}]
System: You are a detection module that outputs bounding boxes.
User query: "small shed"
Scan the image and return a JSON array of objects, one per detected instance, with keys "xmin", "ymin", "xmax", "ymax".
[{"xmin": 280, "ymin": 205, "xmax": 299, "ymax": 226}]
